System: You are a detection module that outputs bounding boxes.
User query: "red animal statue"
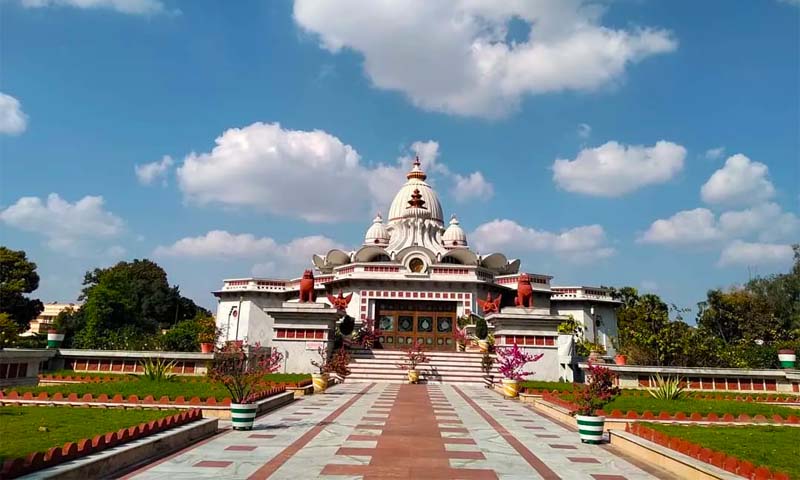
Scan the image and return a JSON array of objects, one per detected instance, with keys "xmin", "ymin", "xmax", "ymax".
[
  {"xmin": 326, "ymin": 291, "xmax": 353, "ymax": 311},
  {"xmin": 477, "ymin": 293, "xmax": 502, "ymax": 315},
  {"xmin": 299, "ymin": 270, "xmax": 316, "ymax": 303},
  {"xmin": 515, "ymin": 274, "xmax": 534, "ymax": 308}
]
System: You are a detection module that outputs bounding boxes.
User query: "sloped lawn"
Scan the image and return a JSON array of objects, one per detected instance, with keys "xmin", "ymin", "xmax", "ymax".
[
  {"xmin": 603, "ymin": 396, "xmax": 797, "ymax": 418},
  {"xmin": 0, "ymin": 406, "xmax": 179, "ymax": 460},
  {"xmin": 644, "ymin": 423, "xmax": 799, "ymax": 479}
]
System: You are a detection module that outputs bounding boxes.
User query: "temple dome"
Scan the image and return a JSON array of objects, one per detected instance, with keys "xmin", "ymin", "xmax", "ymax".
[
  {"xmin": 387, "ymin": 157, "xmax": 444, "ymax": 225},
  {"xmin": 364, "ymin": 213, "xmax": 390, "ymax": 246},
  {"xmin": 442, "ymin": 215, "xmax": 468, "ymax": 248}
]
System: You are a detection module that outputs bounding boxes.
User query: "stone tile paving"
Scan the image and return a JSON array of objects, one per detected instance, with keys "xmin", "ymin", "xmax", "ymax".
[{"xmin": 124, "ymin": 383, "xmax": 667, "ymax": 480}]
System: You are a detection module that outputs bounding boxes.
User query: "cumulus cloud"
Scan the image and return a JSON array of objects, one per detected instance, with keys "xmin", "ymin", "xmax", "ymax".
[
  {"xmin": 0, "ymin": 92, "xmax": 28, "ymax": 135},
  {"xmin": 700, "ymin": 154, "xmax": 775, "ymax": 207},
  {"xmin": 638, "ymin": 208, "xmax": 722, "ymax": 245},
  {"xmin": 135, "ymin": 155, "xmax": 174, "ymax": 186},
  {"xmin": 176, "ymin": 123, "xmax": 491, "ymax": 222},
  {"xmin": 452, "ymin": 172, "xmax": 494, "ymax": 203},
  {"xmin": 639, "ymin": 203, "xmax": 799, "ymax": 246},
  {"xmin": 20, "ymin": 0, "xmax": 169, "ymax": 15},
  {"xmin": 293, "ymin": 1, "xmax": 676, "ymax": 118},
  {"xmin": 704, "ymin": 146, "xmax": 725, "ymax": 160},
  {"xmin": 0, "ymin": 193, "xmax": 125, "ymax": 255},
  {"xmin": 552, "ymin": 140, "xmax": 686, "ymax": 196},
  {"xmin": 154, "ymin": 230, "xmax": 345, "ymax": 277},
  {"xmin": 471, "ymin": 219, "xmax": 614, "ymax": 263},
  {"xmin": 718, "ymin": 241, "xmax": 794, "ymax": 267}
]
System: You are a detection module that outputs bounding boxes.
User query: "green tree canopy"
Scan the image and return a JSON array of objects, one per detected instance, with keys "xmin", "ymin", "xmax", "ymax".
[
  {"xmin": 70, "ymin": 259, "xmax": 210, "ymax": 350},
  {"xmin": 0, "ymin": 247, "xmax": 44, "ymax": 330}
]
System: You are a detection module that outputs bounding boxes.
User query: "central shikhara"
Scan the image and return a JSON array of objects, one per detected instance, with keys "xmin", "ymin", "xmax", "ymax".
[{"xmin": 214, "ymin": 158, "xmax": 619, "ymax": 380}]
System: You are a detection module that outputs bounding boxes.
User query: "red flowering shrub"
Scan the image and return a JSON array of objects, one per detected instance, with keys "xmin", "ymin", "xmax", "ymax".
[
  {"xmin": 397, "ymin": 343, "xmax": 430, "ymax": 370},
  {"xmin": 208, "ymin": 341, "xmax": 283, "ymax": 404},
  {"xmin": 497, "ymin": 343, "xmax": 543, "ymax": 381},
  {"xmin": 572, "ymin": 363, "xmax": 620, "ymax": 416}
]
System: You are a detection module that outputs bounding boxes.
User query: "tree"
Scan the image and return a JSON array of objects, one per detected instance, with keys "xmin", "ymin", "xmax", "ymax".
[
  {"xmin": 0, "ymin": 247, "xmax": 44, "ymax": 331},
  {"xmin": 71, "ymin": 258, "xmax": 210, "ymax": 350}
]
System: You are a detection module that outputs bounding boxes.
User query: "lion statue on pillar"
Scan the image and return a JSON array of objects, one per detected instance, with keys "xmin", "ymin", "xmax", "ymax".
[
  {"xmin": 299, "ymin": 270, "xmax": 316, "ymax": 303},
  {"xmin": 514, "ymin": 274, "xmax": 534, "ymax": 308}
]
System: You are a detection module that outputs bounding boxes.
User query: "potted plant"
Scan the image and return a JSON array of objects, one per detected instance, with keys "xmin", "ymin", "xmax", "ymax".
[
  {"xmin": 571, "ymin": 363, "xmax": 620, "ymax": 444},
  {"xmin": 326, "ymin": 347, "xmax": 352, "ymax": 382},
  {"xmin": 778, "ymin": 346, "xmax": 796, "ymax": 369},
  {"xmin": 610, "ymin": 336, "xmax": 627, "ymax": 365},
  {"xmin": 397, "ymin": 343, "xmax": 429, "ymax": 384},
  {"xmin": 481, "ymin": 351, "xmax": 495, "ymax": 388},
  {"xmin": 209, "ymin": 341, "xmax": 283, "ymax": 430},
  {"xmin": 475, "ymin": 317, "xmax": 489, "ymax": 353},
  {"xmin": 353, "ymin": 318, "xmax": 382, "ymax": 349},
  {"xmin": 455, "ymin": 326, "xmax": 468, "ymax": 352},
  {"xmin": 46, "ymin": 328, "xmax": 65, "ymax": 349},
  {"xmin": 197, "ymin": 315, "xmax": 219, "ymax": 353},
  {"xmin": 496, "ymin": 343, "xmax": 543, "ymax": 398},
  {"xmin": 311, "ymin": 346, "xmax": 332, "ymax": 393}
]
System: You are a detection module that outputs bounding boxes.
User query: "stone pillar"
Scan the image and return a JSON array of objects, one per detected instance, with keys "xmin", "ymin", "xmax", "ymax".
[
  {"xmin": 264, "ymin": 302, "xmax": 340, "ymax": 374},
  {"xmin": 488, "ymin": 308, "xmax": 567, "ymax": 382}
]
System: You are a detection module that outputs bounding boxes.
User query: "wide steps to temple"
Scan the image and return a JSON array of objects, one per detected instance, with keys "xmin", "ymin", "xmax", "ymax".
[{"xmin": 346, "ymin": 348, "xmax": 499, "ymax": 384}]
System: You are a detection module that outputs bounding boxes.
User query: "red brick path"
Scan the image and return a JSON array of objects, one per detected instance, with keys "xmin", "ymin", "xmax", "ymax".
[{"xmin": 322, "ymin": 384, "xmax": 497, "ymax": 479}]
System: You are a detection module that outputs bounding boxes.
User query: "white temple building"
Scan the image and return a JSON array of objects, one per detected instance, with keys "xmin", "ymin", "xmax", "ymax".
[{"xmin": 214, "ymin": 158, "xmax": 619, "ymax": 379}]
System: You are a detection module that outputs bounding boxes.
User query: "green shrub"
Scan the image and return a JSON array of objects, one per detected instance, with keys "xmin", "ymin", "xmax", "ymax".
[
  {"xmin": 475, "ymin": 317, "xmax": 488, "ymax": 340},
  {"xmin": 648, "ymin": 373, "xmax": 686, "ymax": 400},
  {"xmin": 139, "ymin": 357, "xmax": 177, "ymax": 382},
  {"xmin": 161, "ymin": 318, "xmax": 202, "ymax": 352}
]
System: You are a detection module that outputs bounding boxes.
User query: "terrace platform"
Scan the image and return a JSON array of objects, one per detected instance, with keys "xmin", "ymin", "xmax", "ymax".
[{"xmin": 122, "ymin": 383, "xmax": 672, "ymax": 479}]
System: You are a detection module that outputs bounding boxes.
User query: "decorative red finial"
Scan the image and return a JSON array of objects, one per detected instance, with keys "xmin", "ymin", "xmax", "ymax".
[
  {"xmin": 406, "ymin": 155, "xmax": 427, "ymax": 181},
  {"xmin": 413, "ymin": 155, "xmax": 421, "ymax": 167},
  {"xmin": 407, "ymin": 188, "xmax": 427, "ymax": 209}
]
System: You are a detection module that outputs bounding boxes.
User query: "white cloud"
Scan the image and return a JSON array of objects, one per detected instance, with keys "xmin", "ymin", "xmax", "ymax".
[
  {"xmin": 700, "ymin": 154, "xmax": 775, "ymax": 207},
  {"xmin": 294, "ymin": 1, "xmax": 677, "ymax": 118},
  {"xmin": 704, "ymin": 146, "xmax": 725, "ymax": 160},
  {"xmin": 577, "ymin": 123, "xmax": 592, "ymax": 139},
  {"xmin": 471, "ymin": 219, "xmax": 614, "ymax": 263},
  {"xmin": 552, "ymin": 140, "xmax": 686, "ymax": 197},
  {"xmin": 638, "ymin": 208, "xmax": 722, "ymax": 245},
  {"xmin": 639, "ymin": 203, "xmax": 799, "ymax": 246},
  {"xmin": 176, "ymin": 123, "xmax": 491, "ymax": 222},
  {"xmin": 718, "ymin": 241, "xmax": 794, "ymax": 268},
  {"xmin": 154, "ymin": 230, "xmax": 345, "ymax": 278},
  {"xmin": 135, "ymin": 155, "xmax": 174, "ymax": 186},
  {"xmin": 0, "ymin": 92, "xmax": 28, "ymax": 135},
  {"xmin": 20, "ymin": 0, "xmax": 168, "ymax": 15},
  {"xmin": 0, "ymin": 193, "xmax": 125, "ymax": 255},
  {"xmin": 452, "ymin": 172, "xmax": 494, "ymax": 203}
]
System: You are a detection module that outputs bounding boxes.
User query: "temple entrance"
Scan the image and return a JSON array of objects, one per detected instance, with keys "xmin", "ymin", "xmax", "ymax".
[{"xmin": 375, "ymin": 300, "xmax": 456, "ymax": 351}]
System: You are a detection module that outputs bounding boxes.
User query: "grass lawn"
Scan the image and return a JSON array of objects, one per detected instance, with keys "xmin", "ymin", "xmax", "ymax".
[
  {"xmin": 520, "ymin": 381, "xmax": 578, "ymax": 393},
  {"xmin": 603, "ymin": 396, "xmax": 797, "ymax": 418},
  {"xmin": 0, "ymin": 406, "xmax": 179, "ymax": 460},
  {"xmin": 8, "ymin": 374, "xmax": 311, "ymax": 401},
  {"xmin": 643, "ymin": 423, "xmax": 799, "ymax": 478}
]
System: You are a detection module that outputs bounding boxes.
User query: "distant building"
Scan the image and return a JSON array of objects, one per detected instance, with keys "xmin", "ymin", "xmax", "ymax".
[{"xmin": 23, "ymin": 302, "xmax": 79, "ymax": 336}]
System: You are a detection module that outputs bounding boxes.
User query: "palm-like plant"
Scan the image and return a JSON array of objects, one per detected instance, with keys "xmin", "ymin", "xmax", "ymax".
[
  {"xmin": 648, "ymin": 373, "xmax": 686, "ymax": 400},
  {"xmin": 139, "ymin": 357, "xmax": 177, "ymax": 382}
]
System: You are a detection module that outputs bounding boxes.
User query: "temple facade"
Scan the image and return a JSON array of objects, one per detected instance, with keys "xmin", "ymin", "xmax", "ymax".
[{"xmin": 213, "ymin": 158, "xmax": 619, "ymax": 379}]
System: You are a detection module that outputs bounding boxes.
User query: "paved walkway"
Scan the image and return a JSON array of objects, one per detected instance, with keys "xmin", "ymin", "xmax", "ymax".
[{"xmin": 124, "ymin": 383, "xmax": 665, "ymax": 480}]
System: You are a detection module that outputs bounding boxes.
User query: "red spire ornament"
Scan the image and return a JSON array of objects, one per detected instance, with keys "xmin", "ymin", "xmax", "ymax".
[{"xmin": 407, "ymin": 188, "xmax": 427, "ymax": 209}]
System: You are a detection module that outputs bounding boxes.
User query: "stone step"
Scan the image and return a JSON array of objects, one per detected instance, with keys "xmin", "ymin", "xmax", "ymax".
[
  {"xmin": 347, "ymin": 372, "xmax": 489, "ymax": 384},
  {"xmin": 349, "ymin": 358, "xmax": 494, "ymax": 368},
  {"xmin": 349, "ymin": 366, "xmax": 498, "ymax": 375}
]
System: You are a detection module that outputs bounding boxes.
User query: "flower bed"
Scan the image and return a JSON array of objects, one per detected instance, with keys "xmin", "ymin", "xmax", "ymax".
[
  {"xmin": 627, "ymin": 422, "xmax": 796, "ymax": 479},
  {"xmin": 0, "ymin": 406, "xmax": 203, "ymax": 479},
  {"xmin": 1, "ymin": 384, "xmax": 287, "ymax": 406},
  {"xmin": 541, "ymin": 392, "xmax": 800, "ymax": 424}
]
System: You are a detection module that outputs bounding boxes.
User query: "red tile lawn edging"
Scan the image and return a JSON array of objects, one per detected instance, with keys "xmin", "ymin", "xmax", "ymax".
[
  {"xmin": 0, "ymin": 409, "xmax": 204, "ymax": 479},
  {"xmin": 540, "ymin": 392, "xmax": 800, "ymax": 424},
  {"xmin": 0, "ymin": 386, "xmax": 287, "ymax": 407},
  {"xmin": 625, "ymin": 422, "xmax": 791, "ymax": 480}
]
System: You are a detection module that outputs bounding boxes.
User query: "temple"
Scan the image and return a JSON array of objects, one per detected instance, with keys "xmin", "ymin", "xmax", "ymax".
[{"xmin": 213, "ymin": 158, "xmax": 619, "ymax": 379}]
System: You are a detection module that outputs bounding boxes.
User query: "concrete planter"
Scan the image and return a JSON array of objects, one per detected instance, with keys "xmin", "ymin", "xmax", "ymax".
[
  {"xmin": 230, "ymin": 402, "xmax": 257, "ymax": 430},
  {"xmin": 312, "ymin": 373, "xmax": 328, "ymax": 393},
  {"xmin": 407, "ymin": 369, "xmax": 420, "ymax": 384},
  {"xmin": 778, "ymin": 350, "xmax": 796, "ymax": 369},
  {"xmin": 501, "ymin": 378, "xmax": 520, "ymax": 398},
  {"xmin": 576, "ymin": 414, "xmax": 605, "ymax": 444},
  {"xmin": 46, "ymin": 331, "xmax": 65, "ymax": 349}
]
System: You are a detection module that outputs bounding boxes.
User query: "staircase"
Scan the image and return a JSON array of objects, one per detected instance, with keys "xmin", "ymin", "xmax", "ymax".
[{"xmin": 346, "ymin": 349, "xmax": 500, "ymax": 384}]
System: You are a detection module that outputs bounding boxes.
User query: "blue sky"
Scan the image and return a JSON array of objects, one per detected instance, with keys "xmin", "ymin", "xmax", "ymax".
[{"xmin": 1, "ymin": 0, "xmax": 798, "ymax": 317}]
